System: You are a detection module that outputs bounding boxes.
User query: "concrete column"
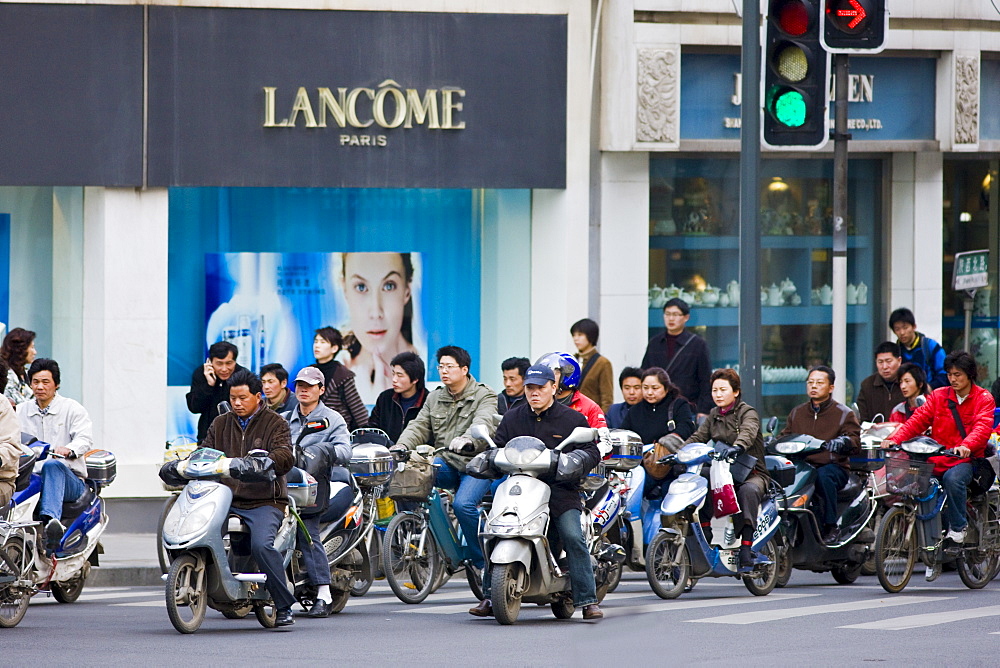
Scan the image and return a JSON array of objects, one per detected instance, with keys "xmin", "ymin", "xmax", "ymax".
[
  {"xmin": 598, "ymin": 152, "xmax": 650, "ymax": 402},
  {"xmin": 52, "ymin": 187, "xmax": 85, "ymax": 400},
  {"xmin": 82, "ymin": 187, "xmax": 169, "ymax": 498}
]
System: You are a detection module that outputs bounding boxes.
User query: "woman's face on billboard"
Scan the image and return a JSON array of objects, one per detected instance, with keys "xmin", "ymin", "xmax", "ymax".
[{"xmin": 343, "ymin": 253, "xmax": 411, "ymax": 355}]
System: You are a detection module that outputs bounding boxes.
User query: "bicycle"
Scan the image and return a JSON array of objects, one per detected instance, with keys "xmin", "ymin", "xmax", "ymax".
[
  {"xmin": 381, "ymin": 447, "xmax": 484, "ymax": 604},
  {"xmin": 0, "ymin": 514, "xmax": 40, "ymax": 628},
  {"xmin": 875, "ymin": 440, "xmax": 1000, "ymax": 593}
]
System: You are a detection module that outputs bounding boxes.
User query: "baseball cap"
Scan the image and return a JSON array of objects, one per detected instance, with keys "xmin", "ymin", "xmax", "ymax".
[
  {"xmin": 523, "ymin": 364, "xmax": 556, "ymax": 386},
  {"xmin": 294, "ymin": 367, "xmax": 326, "ymax": 386}
]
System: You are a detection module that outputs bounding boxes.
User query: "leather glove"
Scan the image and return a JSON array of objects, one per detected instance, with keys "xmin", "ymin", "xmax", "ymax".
[
  {"xmin": 554, "ymin": 450, "xmax": 592, "ymax": 484},
  {"xmin": 449, "ymin": 435, "xmax": 475, "ymax": 454},
  {"xmin": 465, "ymin": 450, "xmax": 500, "ymax": 479},
  {"xmin": 657, "ymin": 433, "xmax": 685, "ymax": 454},
  {"xmin": 824, "ymin": 435, "xmax": 852, "ymax": 455},
  {"xmin": 715, "ymin": 443, "xmax": 742, "ymax": 460},
  {"xmin": 597, "ymin": 427, "xmax": 613, "ymax": 456},
  {"xmin": 229, "ymin": 454, "xmax": 276, "ymax": 483},
  {"xmin": 158, "ymin": 460, "xmax": 187, "ymax": 487}
]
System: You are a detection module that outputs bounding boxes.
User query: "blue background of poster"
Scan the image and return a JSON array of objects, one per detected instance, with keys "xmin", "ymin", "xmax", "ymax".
[{"xmin": 168, "ymin": 188, "xmax": 480, "ymax": 387}]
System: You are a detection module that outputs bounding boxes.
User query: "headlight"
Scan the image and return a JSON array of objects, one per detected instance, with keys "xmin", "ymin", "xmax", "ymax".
[
  {"xmin": 523, "ymin": 514, "xmax": 548, "ymax": 535},
  {"xmin": 901, "ymin": 440, "xmax": 942, "ymax": 455},
  {"xmin": 505, "ymin": 446, "xmax": 546, "ymax": 466},
  {"xmin": 775, "ymin": 441, "xmax": 807, "ymax": 454},
  {"xmin": 177, "ymin": 501, "xmax": 217, "ymax": 537}
]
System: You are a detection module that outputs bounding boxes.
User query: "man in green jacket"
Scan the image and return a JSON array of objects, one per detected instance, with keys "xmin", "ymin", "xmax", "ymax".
[{"xmin": 396, "ymin": 345, "xmax": 497, "ymax": 571}]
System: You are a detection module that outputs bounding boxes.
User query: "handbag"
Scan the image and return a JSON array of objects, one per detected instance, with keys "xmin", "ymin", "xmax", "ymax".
[
  {"xmin": 386, "ymin": 451, "xmax": 436, "ymax": 501},
  {"xmin": 710, "ymin": 459, "xmax": 741, "ymax": 519},
  {"xmin": 641, "ymin": 399, "xmax": 680, "ymax": 480}
]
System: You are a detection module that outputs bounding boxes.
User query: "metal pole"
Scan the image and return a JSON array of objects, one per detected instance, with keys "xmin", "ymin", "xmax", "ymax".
[
  {"xmin": 963, "ymin": 294, "xmax": 974, "ymax": 352},
  {"xmin": 739, "ymin": 0, "xmax": 762, "ymax": 411},
  {"xmin": 831, "ymin": 54, "xmax": 849, "ymax": 403}
]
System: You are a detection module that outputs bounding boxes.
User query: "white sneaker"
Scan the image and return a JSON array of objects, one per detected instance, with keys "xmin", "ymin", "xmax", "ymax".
[
  {"xmin": 924, "ymin": 564, "xmax": 941, "ymax": 582},
  {"xmin": 945, "ymin": 528, "xmax": 967, "ymax": 544}
]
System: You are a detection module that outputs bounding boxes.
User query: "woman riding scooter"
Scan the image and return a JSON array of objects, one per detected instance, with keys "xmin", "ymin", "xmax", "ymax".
[{"xmin": 683, "ymin": 369, "xmax": 768, "ymax": 568}]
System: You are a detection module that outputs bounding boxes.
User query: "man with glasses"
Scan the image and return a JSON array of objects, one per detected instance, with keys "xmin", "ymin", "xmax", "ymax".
[
  {"xmin": 641, "ymin": 297, "xmax": 712, "ymax": 418},
  {"xmin": 778, "ymin": 366, "xmax": 861, "ymax": 544},
  {"xmin": 396, "ymin": 345, "xmax": 498, "ymax": 582}
]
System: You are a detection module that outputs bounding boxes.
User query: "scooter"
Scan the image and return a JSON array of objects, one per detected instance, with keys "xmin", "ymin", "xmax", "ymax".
[
  {"xmin": 160, "ymin": 447, "xmax": 313, "ymax": 633},
  {"xmin": 644, "ymin": 441, "xmax": 783, "ymax": 599},
  {"xmin": 472, "ymin": 425, "xmax": 624, "ymax": 625},
  {"xmin": 0, "ymin": 443, "xmax": 44, "ymax": 628},
  {"xmin": 10, "ymin": 435, "xmax": 115, "ymax": 603},
  {"xmin": 767, "ymin": 433, "xmax": 877, "ymax": 585}
]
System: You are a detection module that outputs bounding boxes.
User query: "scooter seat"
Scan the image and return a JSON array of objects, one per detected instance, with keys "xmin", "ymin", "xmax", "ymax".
[
  {"xmin": 227, "ymin": 515, "xmax": 251, "ymax": 534},
  {"xmin": 61, "ymin": 484, "xmax": 96, "ymax": 522},
  {"xmin": 836, "ymin": 473, "xmax": 863, "ymax": 501},
  {"xmin": 584, "ymin": 481, "xmax": 610, "ymax": 510}
]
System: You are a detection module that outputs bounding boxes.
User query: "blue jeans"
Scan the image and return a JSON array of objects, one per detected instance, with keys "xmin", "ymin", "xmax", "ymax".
[
  {"xmin": 230, "ymin": 505, "xmax": 297, "ymax": 610},
  {"xmin": 815, "ymin": 463, "xmax": 849, "ymax": 527},
  {"xmin": 39, "ymin": 459, "xmax": 87, "ymax": 520},
  {"xmin": 941, "ymin": 462, "xmax": 973, "ymax": 531},
  {"xmin": 483, "ymin": 508, "xmax": 598, "ymax": 608},
  {"xmin": 434, "ymin": 458, "xmax": 491, "ymax": 569},
  {"xmin": 297, "ymin": 514, "xmax": 330, "ymax": 586}
]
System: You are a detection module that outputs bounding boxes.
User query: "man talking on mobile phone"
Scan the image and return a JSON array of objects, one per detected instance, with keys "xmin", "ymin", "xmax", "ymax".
[{"xmin": 186, "ymin": 341, "xmax": 246, "ymax": 443}]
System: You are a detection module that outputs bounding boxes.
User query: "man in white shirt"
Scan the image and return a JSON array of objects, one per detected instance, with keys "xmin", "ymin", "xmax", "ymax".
[{"xmin": 16, "ymin": 358, "xmax": 93, "ymax": 550}]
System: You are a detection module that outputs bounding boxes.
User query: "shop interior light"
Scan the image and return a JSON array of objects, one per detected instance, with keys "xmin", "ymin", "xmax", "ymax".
[
  {"xmin": 960, "ymin": 212, "xmax": 972, "ymax": 222},
  {"xmin": 775, "ymin": 44, "xmax": 809, "ymax": 82},
  {"xmin": 776, "ymin": 0, "xmax": 810, "ymax": 36},
  {"xmin": 771, "ymin": 89, "xmax": 808, "ymax": 127},
  {"xmin": 768, "ymin": 177, "xmax": 790, "ymax": 192}
]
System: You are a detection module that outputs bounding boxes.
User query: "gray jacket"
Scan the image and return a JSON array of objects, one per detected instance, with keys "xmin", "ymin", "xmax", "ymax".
[
  {"xmin": 396, "ymin": 375, "xmax": 497, "ymax": 471},
  {"xmin": 284, "ymin": 401, "xmax": 351, "ymax": 467}
]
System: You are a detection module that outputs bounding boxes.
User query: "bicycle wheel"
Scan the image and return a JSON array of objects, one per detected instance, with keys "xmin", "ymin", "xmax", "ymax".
[
  {"xmin": 0, "ymin": 536, "xmax": 30, "ymax": 628},
  {"xmin": 875, "ymin": 506, "xmax": 916, "ymax": 594},
  {"xmin": 157, "ymin": 494, "xmax": 179, "ymax": 574},
  {"xmin": 465, "ymin": 562, "xmax": 484, "ymax": 601},
  {"xmin": 958, "ymin": 503, "xmax": 998, "ymax": 589},
  {"xmin": 382, "ymin": 512, "xmax": 440, "ymax": 604},
  {"xmin": 645, "ymin": 532, "xmax": 689, "ymax": 600}
]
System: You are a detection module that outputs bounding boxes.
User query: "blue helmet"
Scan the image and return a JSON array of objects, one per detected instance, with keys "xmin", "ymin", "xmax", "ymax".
[{"xmin": 534, "ymin": 352, "xmax": 580, "ymax": 392}]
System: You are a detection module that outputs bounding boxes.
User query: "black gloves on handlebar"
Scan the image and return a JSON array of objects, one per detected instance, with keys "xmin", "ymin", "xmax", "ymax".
[
  {"xmin": 715, "ymin": 444, "xmax": 742, "ymax": 460},
  {"xmin": 229, "ymin": 454, "xmax": 277, "ymax": 483},
  {"xmin": 158, "ymin": 460, "xmax": 187, "ymax": 487},
  {"xmin": 465, "ymin": 449, "xmax": 501, "ymax": 479},
  {"xmin": 554, "ymin": 450, "xmax": 592, "ymax": 484},
  {"xmin": 824, "ymin": 435, "xmax": 853, "ymax": 455}
]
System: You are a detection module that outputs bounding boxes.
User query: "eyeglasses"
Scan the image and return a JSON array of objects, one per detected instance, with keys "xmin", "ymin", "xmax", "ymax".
[{"xmin": 437, "ymin": 364, "xmax": 461, "ymax": 371}]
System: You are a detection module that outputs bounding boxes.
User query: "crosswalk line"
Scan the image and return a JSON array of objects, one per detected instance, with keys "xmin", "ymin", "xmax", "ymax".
[
  {"xmin": 337, "ymin": 589, "xmax": 480, "ymax": 607},
  {"xmin": 80, "ymin": 590, "xmax": 165, "ymax": 602},
  {"xmin": 113, "ymin": 599, "xmax": 165, "ymax": 607},
  {"xmin": 842, "ymin": 604, "xmax": 1000, "ymax": 631},
  {"xmin": 400, "ymin": 591, "xmax": 658, "ymax": 615},
  {"xmin": 689, "ymin": 595, "xmax": 950, "ymax": 625},
  {"xmin": 402, "ymin": 592, "xmax": 817, "ymax": 616}
]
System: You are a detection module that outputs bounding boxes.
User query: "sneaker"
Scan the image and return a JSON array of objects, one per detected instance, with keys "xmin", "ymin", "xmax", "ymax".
[
  {"xmin": 45, "ymin": 518, "xmax": 65, "ymax": 552},
  {"xmin": 924, "ymin": 564, "xmax": 941, "ymax": 582},
  {"xmin": 945, "ymin": 528, "xmax": 967, "ymax": 544}
]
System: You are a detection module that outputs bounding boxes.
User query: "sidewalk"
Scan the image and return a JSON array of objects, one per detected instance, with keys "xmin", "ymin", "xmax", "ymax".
[{"xmin": 90, "ymin": 533, "xmax": 163, "ymax": 587}]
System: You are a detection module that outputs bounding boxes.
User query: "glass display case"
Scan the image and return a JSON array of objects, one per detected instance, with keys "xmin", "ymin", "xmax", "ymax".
[{"xmin": 649, "ymin": 157, "xmax": 883, "ymax": 419}]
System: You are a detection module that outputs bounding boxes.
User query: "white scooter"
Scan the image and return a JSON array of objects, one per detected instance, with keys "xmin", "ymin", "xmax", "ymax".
[{"xmin": 471, "ymin": 425, "xmax": 623, "ymax": 625}]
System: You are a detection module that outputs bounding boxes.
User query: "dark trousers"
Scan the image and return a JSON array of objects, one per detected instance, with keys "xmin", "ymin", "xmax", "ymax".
[
  {"xmin": 231, "ymin": 505, "xmax": 297, "ymax": 610},
  {"xmin": 297, "ymin": 514, "xmax": 330, "ymax": 586},
  {"xmin": 815, "ymin": 463, "xmax": 849, "ymax": 527}
]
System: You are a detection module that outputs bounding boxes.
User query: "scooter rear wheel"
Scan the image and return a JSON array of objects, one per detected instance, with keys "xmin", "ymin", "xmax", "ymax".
[
  {"xmin": 253, "ymin": 601, "xmax": 277, "ymax": 628},
  {"xmin": 51, "ymin": 565, "xmax": 88, "ymax": 604},
  {"xmin": 775, "ymin": 537, "xmax": 792, "ymax": 588},
  {"xmin": 874, "ymin": 506, "xmax": 916, "ymax": 594},
  {"xmin": 645, "ymin": 532, "xmax": 689, "ymax": 600},
  {"xmin": 550, "ymin": 596, "xmax": 574, "ymax": 619},
  {"xmin": 165, "ymin": 554, "xmax": 207, "ymax": 634},
  {"xmin": 743, "ymin": 540, "xmax": 778, "ymax": 596},
  {"xmin": 0, "ymin": 536, "xmax": 31, "ymax": 628},
  {"xmin": 349, "ymin": 539, "xmax": 373, "ymax": 597},
  {"xmin": 491, "ymin": 562, "xmax": 525, "ymax": 625}
]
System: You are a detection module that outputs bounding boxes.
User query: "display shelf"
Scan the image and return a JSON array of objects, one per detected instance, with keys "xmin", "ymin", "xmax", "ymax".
[
  {"xmin": 647, "ymin": 304, "xmax": 874, "ymax": 328},
  {"xmin": 649, "ymin": 235, "xmax": 871, "ymax": 251}
]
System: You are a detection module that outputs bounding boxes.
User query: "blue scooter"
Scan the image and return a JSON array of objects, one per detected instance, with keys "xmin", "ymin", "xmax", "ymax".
[{"xmin": 644, "ymin": 441, "xmax": 783, "ymax": 599}]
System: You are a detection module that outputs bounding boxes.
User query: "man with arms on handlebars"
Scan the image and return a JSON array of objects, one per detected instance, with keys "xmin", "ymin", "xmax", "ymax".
[
  {"xmin": 200, "ymin": 369, "xmax": 297, "ymax": 626},
  {"xmin": 284, "ymin": 367, "xmax": 351, "ymax": 618},
  {"xmin": 186, "ymin": 341, "xmax": 245, "ymax": 444},
  {"xmin": 469, "ymin": 364, "xmax": 604, "ymax": 620},
  {"xmin": 883, "ymin": 351, "xmax": 994, "ymax": 548},
  {"xmin": 779, "ymin": 366, "xmax": 861, "ymax": 545},
  {"xmin": 395, "ymin": 345, "xmax": 497, "ymax": 577},
  {"xmin": 15, "ymin": 359, "xmax": 93, "ymax": 552}
]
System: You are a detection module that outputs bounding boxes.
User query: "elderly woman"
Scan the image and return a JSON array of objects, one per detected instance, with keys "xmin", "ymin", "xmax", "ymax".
[{"xmin": 684, "ymin": 368, "xmax": 768, "ymax": 567}]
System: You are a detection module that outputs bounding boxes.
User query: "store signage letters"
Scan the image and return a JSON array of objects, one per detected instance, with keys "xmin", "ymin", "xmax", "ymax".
[{"xmin": 726, "ymin": 72, "xmax": 879, "ymax": 130}]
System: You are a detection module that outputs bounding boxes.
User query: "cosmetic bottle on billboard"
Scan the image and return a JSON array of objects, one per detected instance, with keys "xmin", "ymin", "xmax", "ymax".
[
  {"xmin": 222, "ymin": 327, "xmax": 238, "ymax": 349},
  {"xmin": 237, "ymin": 315, "xmax": 253, "ymax": 372},
  {"xmin": 258, "ymin": 315, "xmax": 267, "ymax": 369}
]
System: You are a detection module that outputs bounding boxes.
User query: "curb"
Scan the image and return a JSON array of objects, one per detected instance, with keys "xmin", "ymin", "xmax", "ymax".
[{"xmin": 89, "ymin": 566, "xmax": 164, "ymax": 587}]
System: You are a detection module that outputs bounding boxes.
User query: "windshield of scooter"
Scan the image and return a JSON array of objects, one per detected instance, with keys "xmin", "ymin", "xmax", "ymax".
[
  {"xmin": 188, "ymin": 448, "xmax": 225, "ymax": 465},
  {"xmin": 504, "ymin": 436, "xmax": 548, "ymax": 466},
  {"xmin": 863, "ymin": 423, "xmax": 901, "ymax": 440}
]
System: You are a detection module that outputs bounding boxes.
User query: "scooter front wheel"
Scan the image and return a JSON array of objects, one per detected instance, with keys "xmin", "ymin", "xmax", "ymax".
[
  {"xmin": 165, "ymin": 554, "xmax": 207, "ymax": 634},
  {"xmin": 645, "ymin": 532, "xmax": 689, "ymax": 600},
  {"xmin": 491, "ymin": 562, "xmax": 525, "ymax": 625}
]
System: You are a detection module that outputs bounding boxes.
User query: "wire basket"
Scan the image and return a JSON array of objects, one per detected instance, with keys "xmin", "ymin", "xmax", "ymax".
[{"xmin": 884, "ymin": 451, "xmax": 935, "ymax": 497}]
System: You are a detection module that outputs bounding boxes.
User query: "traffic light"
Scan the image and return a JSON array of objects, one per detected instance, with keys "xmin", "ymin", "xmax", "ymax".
[
  {"xmin": 762, "ymin": 0, "xmax": 830, "ymax": 149},
  {"xmin": 821, "ymin": 0, "xmax": 887, "ymax": 53}
]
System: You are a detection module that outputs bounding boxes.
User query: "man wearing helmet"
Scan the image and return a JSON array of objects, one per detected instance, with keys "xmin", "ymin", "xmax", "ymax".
[{"xmin": 534, "ymin": 352, "xmax": 607, "ymax": 429}]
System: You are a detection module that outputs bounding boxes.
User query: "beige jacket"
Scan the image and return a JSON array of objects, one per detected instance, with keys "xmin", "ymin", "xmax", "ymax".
[{"xmin": 0, "ymin": 398, "xmax": 21, "ymax": 505}]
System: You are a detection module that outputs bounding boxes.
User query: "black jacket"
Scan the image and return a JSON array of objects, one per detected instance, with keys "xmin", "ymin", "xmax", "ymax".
[
  {"xmin": 186, "ymin": 364, "xmax": 248, "ymax": 443},
  {"xmin": 856, "ymin": 373, "xmax": 904, "ymax": 423},
  {"xmin": 641, "ymin": 330, "xmax": 713, "ymax": 414},
  {"xmin": 368, "ymin": 386, "xmax": 428, "ymax": 444},
  {"xmin": 494, "ymin": 401, "xmax": 598, "ymax": 517},
  {"xmin": 497, "ymin": 391, "xmax": 526, "ymax": 415},
  {"xmin": 620, "ymin": 393, "xmax": 696, "ymax": 445}
]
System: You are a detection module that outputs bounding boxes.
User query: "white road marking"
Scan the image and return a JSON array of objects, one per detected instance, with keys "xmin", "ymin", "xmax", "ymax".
[
  {"xmin": 689, "ymin": 595, "xmax": 950, "ymax": 625},
  {"xmin": 842, "ymin": 604, "xmax": 1000, "ymax": 631},
  {"xmin": 113, "ymin": 599, "xmax": 166, "ymax": 607},
  {"xmin": 80, "ymin": 590, "xmax": 165, "ymax": 601}
]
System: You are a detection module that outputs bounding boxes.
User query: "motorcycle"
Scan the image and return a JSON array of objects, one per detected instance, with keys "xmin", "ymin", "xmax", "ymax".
[
  {"xmin": 644, "ymin": 441, "xmax": 783, "ymax": 599},
  {"xmin": 471, "ymin": 424, "xmax": 624, "ymax": 625},
  {"xmin": 10, "ymin": 435, "xmax": 115, "ymax": 604},
  {"xmin": 0, "ymin": 442, "xmax": 44, "ymax": 627},
  {"xmin": 160, "ymin": 447, "xmax": 312, "ymax": 633}
]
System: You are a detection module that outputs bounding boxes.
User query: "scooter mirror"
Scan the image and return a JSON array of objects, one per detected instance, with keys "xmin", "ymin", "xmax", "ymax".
[
  {"xmin": 217, "ymin": 401, "xmax": 232, "ymax": 415},
  {"xmin": 766, "ymin": 416, "xmax": 778, "ymax": 435},
  {"xmin": 470, "ymin": 424, "xmax": 497, "ymax": 449},
  {"xmin": 556, "ymin": 426, "xmax": 599, "ymax": 450}
]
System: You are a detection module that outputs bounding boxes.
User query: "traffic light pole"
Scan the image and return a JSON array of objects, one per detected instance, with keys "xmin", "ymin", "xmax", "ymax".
[
  {"xmin": 832, "ymin": 53, "xmax": 849, "ymax": 403},
  {"xmin": 739, "ymin": 0, "xmax": 762, "ymax": 411}
]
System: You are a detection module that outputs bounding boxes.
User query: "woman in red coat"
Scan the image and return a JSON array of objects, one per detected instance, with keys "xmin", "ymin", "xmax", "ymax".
[{"xmin": 884, "ymin": 352, "xmax": 995, "ymax": 543}]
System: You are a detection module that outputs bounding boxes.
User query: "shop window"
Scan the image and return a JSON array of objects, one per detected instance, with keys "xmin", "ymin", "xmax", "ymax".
[{"xmin": 649, "ymin": 157, "xmax": 883, "ymax": 420}]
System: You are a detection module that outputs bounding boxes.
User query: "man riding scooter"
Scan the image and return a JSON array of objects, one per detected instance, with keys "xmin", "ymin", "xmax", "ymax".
[{"xmin": 468, "ymin": 364, "xmax": 604, "ymax": 621}]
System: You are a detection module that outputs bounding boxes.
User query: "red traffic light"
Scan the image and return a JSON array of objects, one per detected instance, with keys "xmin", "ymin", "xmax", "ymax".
[
  {"xmin": 776, "ymin": 0, "xmax": 811, "ymax": 36},
  {"xmin": 827, "ymin": 0, "xmax": 869, "ymax": 33}
]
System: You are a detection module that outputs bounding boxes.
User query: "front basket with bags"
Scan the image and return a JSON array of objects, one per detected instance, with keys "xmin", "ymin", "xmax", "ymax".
[{"xmin": 386, "ymin": 450, "xmax": 436, "ymax": 502}]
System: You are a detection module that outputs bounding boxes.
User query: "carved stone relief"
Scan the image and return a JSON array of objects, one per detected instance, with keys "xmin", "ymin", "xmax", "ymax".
[
  {"xmin": 954, "ymin": 55, "xmax": 979, "ymax": 146},
  {"xmin": 636, "ymin": 46, "xmax": 679, "ymax": 145}
]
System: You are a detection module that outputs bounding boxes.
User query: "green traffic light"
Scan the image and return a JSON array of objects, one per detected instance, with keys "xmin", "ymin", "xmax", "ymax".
[{"xmin": 773, "ymin": 89, "xmax": 807, "ymax": 127}]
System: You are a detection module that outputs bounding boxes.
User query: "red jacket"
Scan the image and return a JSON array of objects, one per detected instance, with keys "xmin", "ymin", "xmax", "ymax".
[
  {"xmin": 569, "ymin": 391, "xmax": 607, "ymax": 429},
  {"xmin": 889, "ymin": 385, "xmax": 995, "ymax": 474}
]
